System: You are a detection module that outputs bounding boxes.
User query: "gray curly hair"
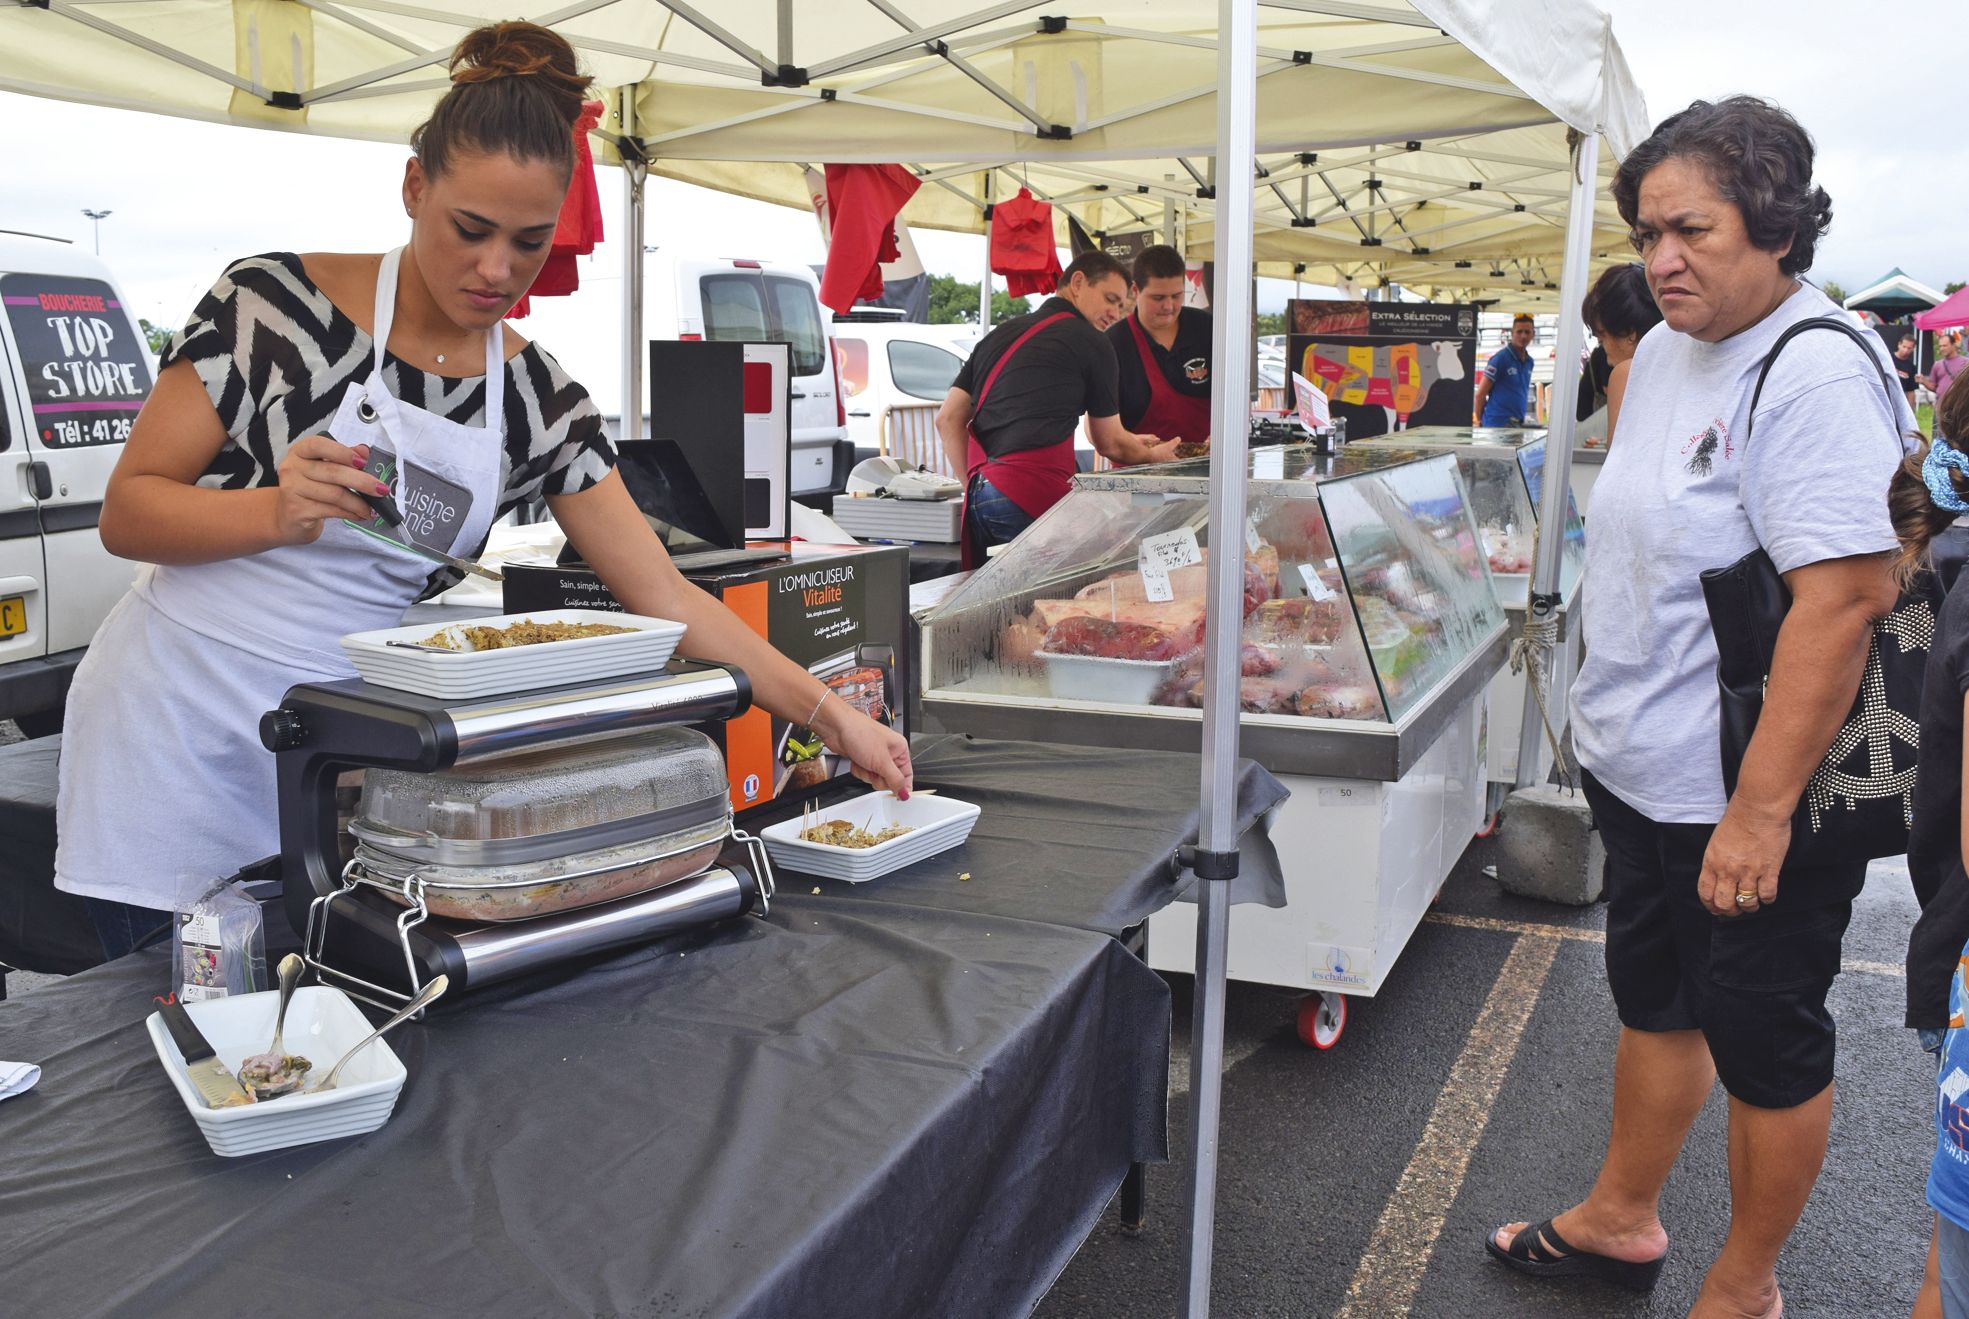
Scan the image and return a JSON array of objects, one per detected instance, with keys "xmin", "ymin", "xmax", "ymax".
[{"xmin": 1612, "ymin": 96, "xmax": 1833, "ymax": 277}]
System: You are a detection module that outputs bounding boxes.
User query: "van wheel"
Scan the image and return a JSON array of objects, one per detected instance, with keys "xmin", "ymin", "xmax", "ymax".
[{"xmin": 14, "ymin": 708, "xmax": 63, "ymax": 739}]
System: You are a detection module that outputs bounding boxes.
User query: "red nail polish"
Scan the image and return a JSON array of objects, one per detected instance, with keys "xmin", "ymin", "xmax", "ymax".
[{"xmin": 374, "ymin": 483, "xmax": 390, "ymax": 495}]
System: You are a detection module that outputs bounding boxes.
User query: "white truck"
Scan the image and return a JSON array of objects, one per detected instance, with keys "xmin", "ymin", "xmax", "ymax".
[{"xmin": 0, "ymin": 231, "xmax": 147, "ymax": 736}]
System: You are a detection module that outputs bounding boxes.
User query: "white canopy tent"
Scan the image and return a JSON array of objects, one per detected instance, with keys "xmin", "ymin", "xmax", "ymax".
[{"xmin": 0, "ymin": 4, "xmax": 1646, "ymax": 1312}]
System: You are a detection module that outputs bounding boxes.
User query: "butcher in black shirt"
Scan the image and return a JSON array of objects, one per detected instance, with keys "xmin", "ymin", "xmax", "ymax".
[
  {"xmin": 937, "ymin": 250, "xmax": 1176, "ymax": 565},
  {"xmin": 1107, "ymin": 243, "xmax": 1213, "ymax": 446}
]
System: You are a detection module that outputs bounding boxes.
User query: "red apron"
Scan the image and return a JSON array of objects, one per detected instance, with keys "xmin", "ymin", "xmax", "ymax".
[
  {"xmin": 961, "ymin": 311, "xmax": 1077, "ymax": 569},
  {"xmin": 1126, "ymin": 313, "xmax": 1213, "ymax": 445}
]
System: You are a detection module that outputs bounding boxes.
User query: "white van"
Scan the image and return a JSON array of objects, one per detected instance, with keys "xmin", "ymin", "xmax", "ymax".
[
  {"xmin": 0, "ymin": 231, "xmax": 147, "ymax": 735},
  {"xmin": 650, "ymin": 255, "xmax": 851, "ymax": 499},
  {"xmin": 832, "ymin": 315, "xmax": 970, "ymax": 459}
]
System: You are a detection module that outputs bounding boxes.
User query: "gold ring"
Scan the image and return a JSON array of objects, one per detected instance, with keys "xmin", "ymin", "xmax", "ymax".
[{"xmin": 1734, "ymin": 892, "xmax": 1756, "ymax": 906}]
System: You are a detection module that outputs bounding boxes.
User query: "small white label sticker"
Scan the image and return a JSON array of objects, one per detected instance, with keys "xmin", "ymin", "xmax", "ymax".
[
  {"xmin": 1140, "ymin": 558, "xmax": 1174, "ymax": 603},
  {"xmin": 1245, "ymin": 519, "xmax": 1262, "ymax": 554},
  {"xmin": 1297, "ymin": 563, "xmax": 1338, "ymax": 602},
  {"xmin": 1316, "ymin": 785, "xmax": 1360, "ymax": 807}
]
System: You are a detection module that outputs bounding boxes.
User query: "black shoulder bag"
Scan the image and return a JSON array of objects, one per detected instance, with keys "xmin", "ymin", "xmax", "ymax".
[{"xmin": 1698, "ymin": 315, "xmax": 1937, "ymax": 863}]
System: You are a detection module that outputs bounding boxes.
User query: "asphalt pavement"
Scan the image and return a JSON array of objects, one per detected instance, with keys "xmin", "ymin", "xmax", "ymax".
[{"xmin": 1035, "ymin": 839, "xmax": 1933, "ymax": 1319}]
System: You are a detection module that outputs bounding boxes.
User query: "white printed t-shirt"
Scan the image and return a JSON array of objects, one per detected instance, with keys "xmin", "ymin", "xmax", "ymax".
[{"xmin": 1570, "ymin": 282, "xmax": 1919, "ymax": 824}]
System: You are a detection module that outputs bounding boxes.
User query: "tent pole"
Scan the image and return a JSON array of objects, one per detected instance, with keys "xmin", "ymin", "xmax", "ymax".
[
  {"xmin": 980, "ymin": 172, "xmax": 995, "ymax": 332},
  {"xmin": 1515, "ymin": 127, "xmax": 1599, "ymax": 788},
  {"xmin": 1183, "ymin": 1, "xmax": 1256, "ymax": 1316},
  {"xmin": 619, "ymin": 86, "xmax": 647, "ymax": 446}
]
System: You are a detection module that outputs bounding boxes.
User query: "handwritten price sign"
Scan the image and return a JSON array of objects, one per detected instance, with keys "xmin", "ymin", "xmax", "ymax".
[{"xmin": 1138, "ymin": 527, "xmax": 1202, "ymax": 602}]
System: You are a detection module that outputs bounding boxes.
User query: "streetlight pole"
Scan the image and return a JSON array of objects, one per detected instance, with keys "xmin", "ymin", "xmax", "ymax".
[{"xmin": 81, "ymin": 209, "xmax": 112, "ymax": 255}]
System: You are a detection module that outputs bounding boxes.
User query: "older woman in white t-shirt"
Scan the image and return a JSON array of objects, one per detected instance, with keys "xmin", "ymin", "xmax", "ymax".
[{"xmin": 1485, "ymin": 97, "xmax": 1917, "ymax": 1317}]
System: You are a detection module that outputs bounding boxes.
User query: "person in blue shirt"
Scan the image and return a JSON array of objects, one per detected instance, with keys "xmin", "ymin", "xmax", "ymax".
[{"xmin": 1472, "ymin": 313, "xmax": 1536, "ymax": 425}]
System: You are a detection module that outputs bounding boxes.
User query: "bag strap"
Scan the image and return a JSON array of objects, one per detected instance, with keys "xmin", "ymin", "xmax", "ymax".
[
  {"xmin": 1745, "ymin": 314, "xmax": 1903, "ymax": 443},
  {"xmin": 973, "ymin": 311, "xmax": 1074, "ymax": 413}
]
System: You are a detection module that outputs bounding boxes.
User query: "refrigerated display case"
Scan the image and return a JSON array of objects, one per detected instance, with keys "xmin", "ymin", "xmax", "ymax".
[
  {"xmin": 918, "ymin": 448, "xmax": 1509, "ymax": 1015},
  {"xmin": 1350, "ymin": 428, "xmax": 1586, "ymax": 791}
]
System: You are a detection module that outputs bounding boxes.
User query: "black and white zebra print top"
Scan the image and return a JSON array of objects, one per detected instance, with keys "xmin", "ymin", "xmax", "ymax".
[{"xmin": 162, "ymin": 253, "xmax": 615, "ymax": 518}]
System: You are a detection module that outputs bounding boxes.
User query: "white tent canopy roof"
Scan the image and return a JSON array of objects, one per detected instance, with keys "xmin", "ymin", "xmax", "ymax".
[
  {"xmin": 1845, "ymin": 267, "xmax": 1946, "ymax": 311},
  {"xmin": 1, "ymin": 1, "xmax": 1646, "ymax": 301}
]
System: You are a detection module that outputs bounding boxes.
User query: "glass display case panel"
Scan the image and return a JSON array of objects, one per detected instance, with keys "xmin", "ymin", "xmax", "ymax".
[
  {"xmin": 1349, "ymin": 430, "xmax": 1585, "ymax": 602},
  {"xmin": 1315, "ymin": 458, "xmax": 1504, "ymax": 720},
  {"xmin": 924, "ymin": 483, "xmax": 1386, "ymax": 723},
  {"xmin": 922, "ymin": 452, "xmax": 1501, "ymax": 728}
]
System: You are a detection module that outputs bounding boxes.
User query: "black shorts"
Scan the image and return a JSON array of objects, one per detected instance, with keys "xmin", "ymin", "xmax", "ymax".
[{"xmin": 1583, "ymin": 769, "xmax": 1866, "ymax": 1110}]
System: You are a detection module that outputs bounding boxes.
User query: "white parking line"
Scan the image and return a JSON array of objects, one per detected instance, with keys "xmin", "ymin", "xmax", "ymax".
[{"xmin": 1336, "ymin": 934, "xmax": 1561, "ymax": 1318}]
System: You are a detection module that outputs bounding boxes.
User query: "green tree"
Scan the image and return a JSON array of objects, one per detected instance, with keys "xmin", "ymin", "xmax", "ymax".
[
  {"xmin": 1820, "ymin": 279, "xmax": 1848, "ymax": 304},
  {"xmin": 927, "ymin": 273, "xmax": 1025, "ymax": 325},
  {"xmin": 139, "ymin": 317, "xmax": 172, "ymax": 358},
  {"xmin": 1947, "ymin": 280, "xmax": 1966, "ymax": 296},
  {"xmin": 1254, "ymin": 312, "xmax": 1287, "ymax": 337}
]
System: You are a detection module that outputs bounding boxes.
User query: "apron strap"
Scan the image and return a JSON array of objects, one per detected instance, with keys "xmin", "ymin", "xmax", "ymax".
[{"xmin": 369, "ymin": 246, "xmax": 504, "ymax": 436}]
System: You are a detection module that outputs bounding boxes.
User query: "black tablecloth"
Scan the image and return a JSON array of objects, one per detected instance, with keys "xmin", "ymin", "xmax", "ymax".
[
  {"xmin": 0, "ymin": 902, "xmax": 1167, "ymax": 1319},
  {"xmin": 0, "ymin": 734, "xmax": 97, "ymax": 978},
  {"xmin": 766, "ymin": 736, "xmax": 1291, "ymax": 924}
]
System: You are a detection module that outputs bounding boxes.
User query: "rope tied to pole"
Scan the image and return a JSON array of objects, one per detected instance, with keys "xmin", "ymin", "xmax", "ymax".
[{"xmin": 1508, "ymin": 519, "xmax": 1577, "ymax": 793}]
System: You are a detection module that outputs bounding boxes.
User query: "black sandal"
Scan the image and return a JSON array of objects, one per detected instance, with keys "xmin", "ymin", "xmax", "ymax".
[{"xmin": 1484, "ymin": 1218, "xmax": 1667, "ymax": 1292}]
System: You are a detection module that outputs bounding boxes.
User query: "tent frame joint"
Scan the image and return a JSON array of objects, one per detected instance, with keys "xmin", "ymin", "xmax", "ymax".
[
  {"xmin": 762, "ymin": 63, "xmax": 809, "ymax": 88},
  {"xmin": 1176, "ymin": 845, "xmax": 1240, "ymax": 882},
  {"xmin": 1038, "ymin": 15, "xmax": 1067, "ymax": 34},
  {"xmin": 265, "ymin": 90, "xmax": 303, "ymax": 111}
]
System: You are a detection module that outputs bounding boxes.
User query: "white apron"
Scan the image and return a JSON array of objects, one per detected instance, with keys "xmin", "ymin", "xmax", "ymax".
[{"xmin": 56, "ymin": 248, "xmax": 506, "ymax": 909}]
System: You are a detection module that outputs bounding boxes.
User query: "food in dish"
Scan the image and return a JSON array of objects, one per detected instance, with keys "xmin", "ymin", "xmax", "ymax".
[
  {"xmin": 1040, "ymin": 615, "xmax": 1201, "ymax": 662},
  {"xmin": 800, "ymin": 819, "xmax": 914, "ymax": 849},
  {"xmin": 237, "ymin": 1051, "xmax": 313, "ymax": 1101},
  {"xmin": 1247, "ymin": 596, "xmax": 1345, "ymax": 647},
  {"xmin": 420, "ymin": 619, "xmax": 636, "ymax": 650},
  {"xmin": 1173, "ymin": 440, "xmax": 1209, "ymax": 459}
]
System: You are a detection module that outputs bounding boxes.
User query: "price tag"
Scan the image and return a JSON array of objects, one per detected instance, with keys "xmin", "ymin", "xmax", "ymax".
[
  {"xmin": 1297, "ymin": 563, "xmax": 1337, "ymax": 602},
  {"xmin": 1140, "ymin": 558, "xmax": 1174, "ymax": 603},
  {"xmin": 1245, "ymin": 518, "xmax": 1263, "ymax": 554},
  {"xmin": 1140, "ymin": 527, "xmax": 1203, "ymax": 573}
]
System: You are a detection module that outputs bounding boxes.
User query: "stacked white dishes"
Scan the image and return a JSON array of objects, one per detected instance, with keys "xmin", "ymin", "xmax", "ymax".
[
  {"xmin": 760, "ymin": 792, "xmax": 981, "ymax": 883},
  {"xmin": 340, "ymin": 609, "xmax": 687, "ymax": 699},
  {"xmin": 146, "ymin": 986, "xmax": 408, "ymax": 1157}
]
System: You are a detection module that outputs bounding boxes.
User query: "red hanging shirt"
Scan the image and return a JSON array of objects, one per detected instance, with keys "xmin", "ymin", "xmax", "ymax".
[
  {"xmin": 509, "ymin": 100, "xmax": 606, "ymax": 319},
  {"xmin": 818, "ymin": 163, "xmax": 921, "ymax": 314},
  {"xmin": 990, "ymin": 187, "xmax": 1063, "ymax": 298}
]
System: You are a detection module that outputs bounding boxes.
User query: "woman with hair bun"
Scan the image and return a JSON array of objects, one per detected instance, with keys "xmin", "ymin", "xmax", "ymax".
[{"xmin": 54, "ymin": 21, "xmax": 911, "ymax": 948}]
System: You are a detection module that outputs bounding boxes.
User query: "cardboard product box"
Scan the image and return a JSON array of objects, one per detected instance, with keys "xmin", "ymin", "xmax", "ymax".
[{"xmin": 502, "ymin": 543, "xmax": 911, "ymax": 818}]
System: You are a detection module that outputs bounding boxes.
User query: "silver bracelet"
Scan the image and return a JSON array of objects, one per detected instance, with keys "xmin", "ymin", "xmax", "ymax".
[{"xmin": 804, "ymin": 690, "xmax": 829, "ymax": 729}]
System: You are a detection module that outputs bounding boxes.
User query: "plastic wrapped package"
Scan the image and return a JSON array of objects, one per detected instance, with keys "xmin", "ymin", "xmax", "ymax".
[{"xmin": 175, "ymin": 880, "xmax": 267, "ymax": 1002}]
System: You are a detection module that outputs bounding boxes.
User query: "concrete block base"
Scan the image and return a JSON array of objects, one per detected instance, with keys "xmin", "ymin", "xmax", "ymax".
[{"xmin": 1493, "ymin": 784, "xmax": 1604, "ymax": 906}]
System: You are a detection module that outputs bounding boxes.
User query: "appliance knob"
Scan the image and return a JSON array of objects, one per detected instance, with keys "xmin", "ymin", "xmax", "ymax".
[{"xmin": 260, "ymin": 708, "xmax": 307, "ymax": 752}]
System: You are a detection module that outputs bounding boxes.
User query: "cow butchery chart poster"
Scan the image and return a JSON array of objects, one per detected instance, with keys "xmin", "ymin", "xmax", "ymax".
[{"xmin": 1286, "ymin": 299, "xmax": 1476, "ymax": 439}]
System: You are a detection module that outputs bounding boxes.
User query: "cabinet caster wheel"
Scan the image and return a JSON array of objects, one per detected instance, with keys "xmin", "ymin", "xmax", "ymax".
[{"xmin": 1297, "ymin": 991, "xmax": 1348, "ymax": 1050}]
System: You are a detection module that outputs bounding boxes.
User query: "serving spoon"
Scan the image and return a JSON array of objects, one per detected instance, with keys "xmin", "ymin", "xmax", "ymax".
[{"xmin": 307, "ymin": 974, "xmax": 449, "ymax": 1094}]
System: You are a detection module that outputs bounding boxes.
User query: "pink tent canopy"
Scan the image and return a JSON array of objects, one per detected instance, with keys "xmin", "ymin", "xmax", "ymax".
[{"xmin": 1916, "ymin": 287, "xmax": 1969, "ymax": 330}]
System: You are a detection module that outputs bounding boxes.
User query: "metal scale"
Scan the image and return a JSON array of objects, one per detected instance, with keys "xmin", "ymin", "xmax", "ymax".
[{"xmin": 260, "ymin": 661, "xmax": 774, "ymax": 1011}]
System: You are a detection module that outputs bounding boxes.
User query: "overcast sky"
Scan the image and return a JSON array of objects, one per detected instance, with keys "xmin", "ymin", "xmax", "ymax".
[{"xmin": 1, "ymin": 1, "xmax": 1957, "ymax": 403}]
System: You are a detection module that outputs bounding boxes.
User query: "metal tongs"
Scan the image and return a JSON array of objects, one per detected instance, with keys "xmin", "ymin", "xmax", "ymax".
[{"xmin": 356, "ymin": 486, "xmax": 503, "ymax": 581}]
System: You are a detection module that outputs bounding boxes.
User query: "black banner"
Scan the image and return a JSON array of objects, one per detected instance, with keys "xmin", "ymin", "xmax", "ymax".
[{"xmin": 2, "ymin": 274, "xmax": 151, "ymax": 448}]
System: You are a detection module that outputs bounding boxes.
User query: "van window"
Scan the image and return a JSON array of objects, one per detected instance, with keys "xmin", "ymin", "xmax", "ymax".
[
  {"xmin": 835, "ymin": 337, "xmax": 870, "ymax": 398},
  {"xmin": 765, "ymin": 276, "xmax": 826, "ymax": 377},
  {"xmin": 701, "ymin": 274, "xmax": 770, "ymax": 343},
  {"xmin": 1, "ymin": 274, "xmax": 150, "ymax": 448},
  {"xmin": 887, "ymin": 340, "xmax": 962, "ymax": 401}
]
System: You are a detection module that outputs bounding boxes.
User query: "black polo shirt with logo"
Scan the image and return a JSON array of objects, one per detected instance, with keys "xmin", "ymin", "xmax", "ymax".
[
  {"xmin": 1107, "ymin": 307, "xmax": 1213, "ymax": 431},
  {"xmin": 953, "ymin": 297, "xmax": 1119, "ymax": 458}
]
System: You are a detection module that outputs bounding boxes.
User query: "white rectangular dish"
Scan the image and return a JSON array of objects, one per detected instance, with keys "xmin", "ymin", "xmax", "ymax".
[
  {"xmin": 1036, "ymin": 650, "xmax": 1179, "ymax": 704},
  {"xmin": 146, "ymin": 985, "xmax": 408, "ymax": 1157},
  {"xmin": 340, "ymin": 609, "xmax": 687, "ymax": 698},
  {"xmin": 760, "ymin": 792, "xmax": 980, "ymax": 883}
]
